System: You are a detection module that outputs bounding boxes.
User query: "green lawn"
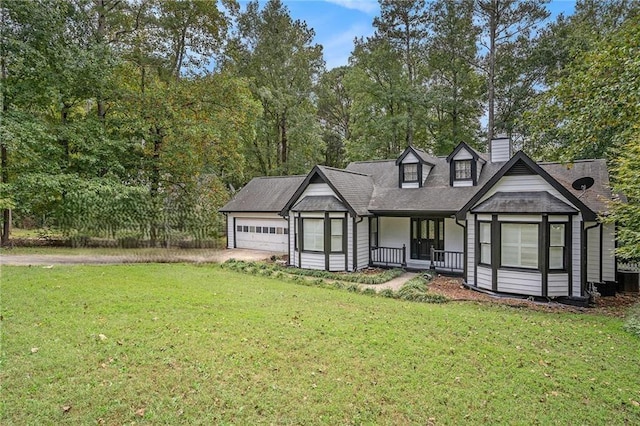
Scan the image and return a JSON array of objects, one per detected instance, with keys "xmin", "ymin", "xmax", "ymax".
[{"xmin": 2, "ymin": 264, "xmax": 639, "ymax": 424}]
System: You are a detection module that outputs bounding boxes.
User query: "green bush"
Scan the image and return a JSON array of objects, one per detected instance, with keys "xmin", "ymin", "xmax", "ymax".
[
  {"xmin": 361, "ymin": 288, "xmax": 377, "ymax": 296},
  {"xmin": 624, "ymin": 302, "xmax": 640, "ymax": 338},
  {"xmin": 398, "ymin": 277, "xmax": 448, "ymax": 304},
  {"xmin": 379, "ymin": 288, "xmax": 397, "ymax": 299}
]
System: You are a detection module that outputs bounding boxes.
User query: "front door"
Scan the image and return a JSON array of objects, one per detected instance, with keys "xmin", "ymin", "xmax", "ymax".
[{"xmin": 410, "ymin": 218, "xmax": 444, "ymax": 260}]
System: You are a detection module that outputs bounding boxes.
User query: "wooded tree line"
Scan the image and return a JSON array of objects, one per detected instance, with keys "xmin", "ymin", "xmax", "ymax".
[{"xmin": 1, "ymin": 0, "xmax": 638, "ymax": 256}]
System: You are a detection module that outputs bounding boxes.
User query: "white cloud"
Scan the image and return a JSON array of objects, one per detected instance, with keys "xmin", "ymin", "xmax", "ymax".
[
  {"xmin": 322, "ymin": 22, "xmax": 374, "ymax": 69},
  {"xmin": 324, "ymin": 0, "xmax": 379, "ymax": 15}
]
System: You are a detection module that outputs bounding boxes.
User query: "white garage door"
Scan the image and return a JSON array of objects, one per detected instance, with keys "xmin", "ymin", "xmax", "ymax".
[{"xmin": 235, "ymin": 217, "xmax": 288, "ymax": 252}]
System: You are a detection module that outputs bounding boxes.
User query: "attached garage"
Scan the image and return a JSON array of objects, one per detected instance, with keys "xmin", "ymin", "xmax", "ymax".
[
  {"xmin": 220, "ymin": 175, "xmax": 305, "ymax": 254},
  {"xmin": 232, "ymin": 214, "xmax": 289, "ymax": 252}
]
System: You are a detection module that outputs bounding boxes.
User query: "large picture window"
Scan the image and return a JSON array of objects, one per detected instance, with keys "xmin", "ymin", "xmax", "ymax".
[
  {"xmin": 330, "ymin": 219, "xmax": 344, "ymax": 253},
  {"xmin": 549, "ymin": 223, "xmax": 566, "ymax": 270},
  {"xmin": 501, "ymin": 223, "xmax": 538, "ymax": 269},
  {"xmin": 302, "ymin": 219, "xmax": 324, "ymax": 252},
  {"xmin": 479, "ymin": 222, "xmax": 491, "ymax": 265}
]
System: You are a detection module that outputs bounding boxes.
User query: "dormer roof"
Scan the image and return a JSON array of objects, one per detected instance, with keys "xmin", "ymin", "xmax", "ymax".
[
  {"xmin": 395, "ymin": 145, "xmax": 437, "ymax": 166},
  {"xmin": 446, "ymin": 142, "xmax": 487, "ymax": 164}
]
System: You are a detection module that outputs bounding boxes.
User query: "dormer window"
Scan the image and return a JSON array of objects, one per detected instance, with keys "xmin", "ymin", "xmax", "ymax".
[
  {"xmin": 403, "ymin": 163, "xmax": 418, "ymax": 183},
  {"xmin": 454, "ymin": 160, "xmax": 472, "ymax": 180},
  {"xmin": 396, "ymin": 146, "xmax": 436, "ymax": 188},
  {"xmin": 446, "ymin": 142, "xmax": 486, "ymax": 187}
]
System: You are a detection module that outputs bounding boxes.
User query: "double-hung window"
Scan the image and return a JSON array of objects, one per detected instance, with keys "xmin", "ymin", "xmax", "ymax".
[
  {"xmin": 501, "ymin": 223, "xmax": 538, "ymax": 269},
  {"xmin": 330, "ymin": 219, "xmax": 344, "ymax": 253},
  {"xmin": 403, "ymin": 163, "xmax": 418, "ymax": 182},
  {"xmin": 549, "ymin": 223, "xmax": 566, "ymax": 270},
  {"xmin": 455, "ymin": 160, "xmax": 472, "ymax": 180},
  {"xmin": 479, "ymin": 222, "xmax": 491, "ymax": 265}
]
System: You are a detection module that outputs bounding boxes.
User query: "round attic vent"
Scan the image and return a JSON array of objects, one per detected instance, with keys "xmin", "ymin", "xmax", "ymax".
[{"xmin": 571, "ymin": 176, "xmax": 594, "ymax": 191}]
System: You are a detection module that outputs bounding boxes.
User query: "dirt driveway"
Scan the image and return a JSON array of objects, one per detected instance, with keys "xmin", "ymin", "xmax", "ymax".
[{"xmin": 0, "ymin": 248, "xmax": 280, "ymax": 266}]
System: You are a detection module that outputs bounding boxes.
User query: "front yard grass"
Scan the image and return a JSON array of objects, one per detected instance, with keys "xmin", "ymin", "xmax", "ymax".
[{"xmin": 2, "ymin": 264, "xmax": 639, "ymax": 424}]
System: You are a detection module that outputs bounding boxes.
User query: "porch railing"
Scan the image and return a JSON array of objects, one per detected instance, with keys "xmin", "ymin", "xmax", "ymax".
[
  {"xmin": 370, "ymin": 245, "xmax": 406, "ymax": 267},
  {"xmin": 430, "ymin": 248, "xmax": 464, "ymax": 274}
]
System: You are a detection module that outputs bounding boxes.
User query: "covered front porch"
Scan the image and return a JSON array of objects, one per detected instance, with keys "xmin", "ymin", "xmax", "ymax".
[{"xmin": 369, "ymin": 216, "xmax": 465, "ymax": 274}]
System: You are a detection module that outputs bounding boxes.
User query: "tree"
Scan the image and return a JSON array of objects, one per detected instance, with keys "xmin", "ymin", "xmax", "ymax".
[
  {"xmin": 526, "ymin": 16, "xmax": 640, "ymax": 258},
  {"xmin": 373, "ymin": 0, "xmax": 429, "ymax": 146},
  {"xmin": 425, "ymin": 0, "xmax": 483, "ymax": 154},
  {"xmin": 317, "ymin": 66, "xmax": 352, "ymax": 167},
  {"xmin": 474, "ymin": 0, "xmax": 549, "ymax": 142},
  {"xmin": 228, "ymin": 0, "xmax": 324, "ymax": 177},
  {"xmin": 346, "ymin": 37, "xmax": 410, "ymax": 160}
]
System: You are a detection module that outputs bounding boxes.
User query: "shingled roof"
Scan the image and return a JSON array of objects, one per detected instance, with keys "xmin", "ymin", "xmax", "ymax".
[
  {"xmin": 219, "ymin": 175, "xmax": 305, "ymax": 213},
  {"xmin": 347, "ymin": 158, "xmax": 504, "ymax": 214},
  {"xmin": 540, "ymin": 159, "xmax": 612, "ymax": 215},
  {"xmin": 471, "ymin": 191, "xmax": 578, "ymax": 214},
  {"xmin": 221, "ymin": 150, "xmax": 613, "ymax": 219}
]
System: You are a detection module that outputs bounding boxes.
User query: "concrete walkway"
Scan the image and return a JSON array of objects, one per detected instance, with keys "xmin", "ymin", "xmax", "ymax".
[
  {"xmin": 0, "ymin": 248, "xmax": 281, "ymax": 266},
  {"xmin": 359, "ymin": 272, "xmax": 419, "ymax": 292}
]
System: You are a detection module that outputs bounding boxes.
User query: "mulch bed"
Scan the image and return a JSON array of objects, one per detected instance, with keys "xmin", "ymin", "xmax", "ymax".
[{"xmin": 427, "ymin": 275, "xmax": 640, "ymax": 317}]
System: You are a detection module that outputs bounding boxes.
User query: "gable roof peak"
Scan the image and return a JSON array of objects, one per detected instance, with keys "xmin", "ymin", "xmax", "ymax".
[
  {"xmin": 446, "ymin": 141, "xmax": 487, "ymax": 163},
  {"xmin": 395, "ymin": 145, "xmax": 437, "ymax": 166}
]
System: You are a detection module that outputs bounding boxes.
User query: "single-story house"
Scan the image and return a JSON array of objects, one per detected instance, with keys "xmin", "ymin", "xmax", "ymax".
[{"xmin": 220, "ymin": 137, "xmax": 616, "ymax": 301}]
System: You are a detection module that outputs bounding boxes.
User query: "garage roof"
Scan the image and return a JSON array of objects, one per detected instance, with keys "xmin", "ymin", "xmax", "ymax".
[{"xmin": 219, "ymin": 175, "xmax": 305, "ymax": 213}]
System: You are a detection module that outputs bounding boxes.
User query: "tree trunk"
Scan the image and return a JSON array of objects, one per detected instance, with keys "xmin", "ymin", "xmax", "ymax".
[
  {"xmin": 279, "ymin": 113, "xmax": 287, "ymax": 174},
  {"xmin": 0, "ymin": 12, "xmax": 10, "ymax": 244},
  {"xmin": 1, "ymin": 144, "xmax": 9, "ymax": 246},
  {"xmin": 487, "ymin": 0, "xmax": 497, "ymax": 144},
  {"xmin": 95, "ymin": 0, "xmax": 107, "ymax": 121},
  {"xmin": 149, "ymin": 130, "xmax": 162, "ymax": 247}
]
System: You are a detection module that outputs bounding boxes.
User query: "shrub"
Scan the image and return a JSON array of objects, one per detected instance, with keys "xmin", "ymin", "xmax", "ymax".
[
  {"xmin": 346, "ymin": 284, "xmax": 360, "ymax": 293},
  {"xmin": 624, "ymin": 302, "xmax": 640, "ymax": 338},
  {"xmin": 361, "ymin": 288, "xmax": 377, "ymax": 297},
  {"xmin": 379, "ymin": 288, "xmax": 397, "ymax": 299},
  {"xmin": 398, "ymin": 277, "xmax": 448, "ymax": 304}
]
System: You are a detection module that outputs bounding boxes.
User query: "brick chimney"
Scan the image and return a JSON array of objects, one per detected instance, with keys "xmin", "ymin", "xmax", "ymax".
[{"xmin": 490, "ymin": 134, "xmax": 511, "ymax": 163}]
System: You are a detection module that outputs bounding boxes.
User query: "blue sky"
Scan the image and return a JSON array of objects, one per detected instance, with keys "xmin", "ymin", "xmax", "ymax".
[{"xmin": 241, "ymin": 0, "xmax": 578, "ymax": 70}]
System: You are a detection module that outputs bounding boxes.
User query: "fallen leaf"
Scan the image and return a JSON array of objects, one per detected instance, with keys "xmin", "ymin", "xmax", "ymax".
[
  {"xmin": 98, "ymin": 334, "xmax": 107, "ymax": 341},
  {"xmin": 631, "ymin": 400, "xmax": 640, "ymax": 407},
  {"xmin": 31, "ymin": 347, "xmax": 39, "ymax": 354},
  {"xmin": 62, "ymin": 405, "xmax": 72, "ymax": 413},
  {"xmin": 43, "ymin": 265, "xmax": 54, "ymax": 269},
  {"xmin": 135, "ymin": 408, "xmax": 145, "ymax": 417}
]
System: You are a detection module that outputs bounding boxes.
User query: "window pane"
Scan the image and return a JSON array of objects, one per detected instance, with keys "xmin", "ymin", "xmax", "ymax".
[
  {"xmin": 303, "ymin": 219, "xmax": 324, "ymax": 251},
  {"xmin": 481, "ymin": 244, "xmax": 491, "ymax": 264},
  {"xmin": 331, "ymin": 219, "xmax": 343, "ymax": 252},
  {"xmin": 549, "ymin": 247, "xmax": 564, "ymax": 269},
  {"xmin": 256, "ymin": 227, "xmax": 262, "ymax": 233},
  {"xmin": 521, "ymin": 246, "xmax": 538, "ymax": 268},
  {"xmin": 479, "ymin": 222, "xmax": 491, "ymax": 243},
  {"xmin": 550, "ymin": 224, "xmax": 565, "ymax": 246},
  {"xmin": 237, "ymin": 225, "xmax": 242, "ymax": 232},
  {"xmin": 249, "ymin": 226, "xmax": 255, "ymax": 233},
  {"xmin": 501, "ymin": 248, "xmax": 519, "ymax": 267}
]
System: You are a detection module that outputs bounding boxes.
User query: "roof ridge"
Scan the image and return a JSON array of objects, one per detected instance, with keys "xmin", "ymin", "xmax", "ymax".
[
  {"xmin": 318, "ymin": 165, "xmax": 370, "ymax": 177},
  {"xmin": 349, "ymin": 159, "xmax": 395, "ymax": 164},
  {"xmin": 538, "ymin": 159, "xmax": 604, "ymax": 165},
  {"xmin": 256, "ymin": 174, "xmax": 306, "ymax": 179}
]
